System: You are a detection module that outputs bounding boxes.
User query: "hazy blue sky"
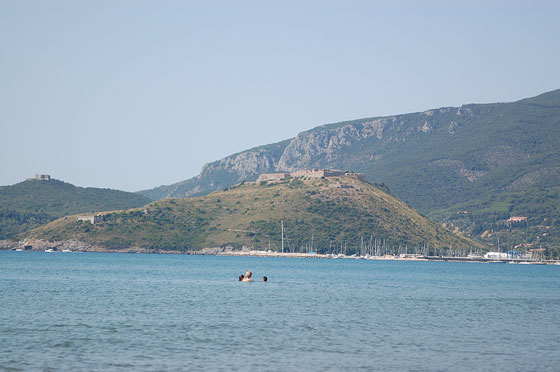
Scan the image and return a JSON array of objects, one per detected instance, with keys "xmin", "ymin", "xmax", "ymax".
[{"xmin": 1, "ymin": 0, "xmax": 559, "ymax": 191}]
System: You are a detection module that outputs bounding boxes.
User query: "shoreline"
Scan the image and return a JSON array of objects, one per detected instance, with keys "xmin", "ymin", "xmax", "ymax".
[
  {"xmin": 211, "ymin": 250, "xmax": 560, "ymax": 265},
  {"xmin": 1, "ymin": 240, "xmax": 558, "ymax": 265}
]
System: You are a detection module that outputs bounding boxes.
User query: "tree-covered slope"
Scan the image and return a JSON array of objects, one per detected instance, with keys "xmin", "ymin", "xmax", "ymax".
[
  {"xmin": 29, "ymin": 176, "xmax": 485, "ymax": 253},
  {"xmin": 0, "ymin": 179, "xmax": 151, "ymax": 239},
  {"xmin": 138, "ymin": 89, "xmax": 560, "ymax": 252}
]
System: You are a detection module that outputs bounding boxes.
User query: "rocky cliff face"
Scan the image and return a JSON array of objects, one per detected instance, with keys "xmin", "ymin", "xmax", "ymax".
[
  {"xmin": 163, "ymin": 117, "xmax": 397, "ymax": 196},
  {"xmin": 276, "ymin": 118, "xmax": 392, "ymax": 171},
  {"xmin": 138, "ymin": 89, "xmax": 560, "ymax": 226},
  {"xmin": 200, "ymin": 148, "xmax": 279, "ymax": 180}
]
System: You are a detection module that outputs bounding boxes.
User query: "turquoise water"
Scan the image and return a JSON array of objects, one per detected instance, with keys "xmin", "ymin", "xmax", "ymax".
[{"xmin": 1, "ymin": 251, "xmax": 559, "ymax": 371}]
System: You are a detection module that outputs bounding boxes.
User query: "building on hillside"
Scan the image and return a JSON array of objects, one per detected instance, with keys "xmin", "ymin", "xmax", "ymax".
[
  {"xmin": 507, "ymin": 216, "xmax": 528, "ymax": 223},
  {"xmin": 26, "ymin": 174, "xmax": 51, "ymax": 181},
  {"xmin": 256, "ymin": 173, "xmax": 291, "ymax": 183},
  {"xmin": 528, "ymin": 247, "xmax": 545, "ymax": 253},
  {"xmin": 290, "ymin": 169, "xmax": 346, "ymax": 178},
  {"xmin": 77, "ymin": 214, "xmax": 105, "ymax": 224},
  {"xmin": 343, "ymin": 172, "xmax": 366, "ymax": 181}
]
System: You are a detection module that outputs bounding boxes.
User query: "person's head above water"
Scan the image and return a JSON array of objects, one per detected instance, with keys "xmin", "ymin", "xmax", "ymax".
[
  {"xmin": 245, "ymin": 270, "xmax": 252, "ymax": 279},
  {"xmin": 238, "ymin": 274, "xmax": 244, "ymax": 281},
  {"xmin": 262, "ymin": 276, "xmax": 268, "ymax": 282}
]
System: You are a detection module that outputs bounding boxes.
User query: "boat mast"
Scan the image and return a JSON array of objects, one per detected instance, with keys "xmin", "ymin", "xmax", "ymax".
[{"xmin": 281, "ymin": 220, "xmax": 284, "ymax": 254}]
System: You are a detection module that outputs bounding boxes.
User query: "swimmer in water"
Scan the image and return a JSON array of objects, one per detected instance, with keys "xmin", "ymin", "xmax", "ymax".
[
  {"xmin": 262, "ymin": 276, "xmax": 268, "ymax": 282},
  {"xmin": 238, "ymin": 274, "xmax": 244, "ymax": 281},
  {"xmin": 242, "ymin": 270, "xmax": 252, "ymax": 282}
]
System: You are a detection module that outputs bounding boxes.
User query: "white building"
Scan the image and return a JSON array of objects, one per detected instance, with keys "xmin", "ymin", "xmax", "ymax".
[
  {"xmin": 77, "ymin": 214, "xmax": 105, "ymax": 224},
  {"xmin": 484, "ymin": 252, "xmax": 508, "ymax": 259}
]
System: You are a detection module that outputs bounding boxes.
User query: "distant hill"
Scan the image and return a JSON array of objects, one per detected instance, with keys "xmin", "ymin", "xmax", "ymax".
[
  {"xmin": 0, "ymin": 178, "xmax": 151, "ymax": 239},
  {"xmin": 138, "ymin": 89, "xmax": 560, "ymax": 254},
  {"xmin": 27, "ymin": 175, "xmax": 485, "ymax": 253}
]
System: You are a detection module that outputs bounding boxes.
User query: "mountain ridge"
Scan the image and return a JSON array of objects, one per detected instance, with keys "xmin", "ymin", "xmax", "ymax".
[
  {"xmin": 138, "ymin": 89, "xmax": 560, "ymax": 203},
  {"xmin": 137, "ymin": 89, "xmax": 560, "ymax": 253}
]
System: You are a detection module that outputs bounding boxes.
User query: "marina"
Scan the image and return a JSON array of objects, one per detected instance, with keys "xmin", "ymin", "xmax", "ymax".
[
  {"xmin": 211, "ymin": 249, "xmax": 560, "ymax": 265},
  {"xmin": 9, "ymin": 244, "xmax": 559, "ymax": 265}
]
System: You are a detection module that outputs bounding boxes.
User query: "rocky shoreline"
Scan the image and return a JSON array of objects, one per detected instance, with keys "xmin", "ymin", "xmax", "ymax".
[{"xmin": 0, "ymin": 239, "xmax": 154, "ymax": 254}]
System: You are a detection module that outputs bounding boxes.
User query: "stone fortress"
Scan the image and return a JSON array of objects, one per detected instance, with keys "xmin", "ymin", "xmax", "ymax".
[
  {"xmin": 256, "ymin": 169, "xmax": 365, "ymax": 183},
  {"xmin": 26, "ymin": 174, "xmax": 51, "ymax": 181}
]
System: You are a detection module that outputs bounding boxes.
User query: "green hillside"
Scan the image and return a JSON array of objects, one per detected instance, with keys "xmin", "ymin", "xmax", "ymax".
[
  {"xmin": 138, "ymin": 89, "xmax": 560, "ymax": 253},
  {"xmin": 0, "ymin": 178, "xmax": 151, "ymax": 239},
  {"xmin": 29, "ymin": 176, "xmax": 485, "ymax": 254}
]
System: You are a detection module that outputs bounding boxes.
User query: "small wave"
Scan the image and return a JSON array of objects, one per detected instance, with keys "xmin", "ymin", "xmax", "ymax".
[
  {"xmin": 0, "ymin": 364, "xmax": 25, "ymax": 372},
  {"xmin": 108, "ymin": 363, "xmax": 134, "ymax": 368},
  {"xmin": 53, "ymin": 341, "xmax": 73, "ymax": 348}
]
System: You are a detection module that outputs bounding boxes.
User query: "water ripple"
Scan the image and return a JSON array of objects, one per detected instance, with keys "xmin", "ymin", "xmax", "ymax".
[{"xmin": 1, "ymin": 252, "xmax": 559, "ymax": 371}]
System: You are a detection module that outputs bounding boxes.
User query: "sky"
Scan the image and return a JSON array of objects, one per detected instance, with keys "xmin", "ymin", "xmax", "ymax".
[{"xmin": 1, "ymin": 0, "xmax": 559, "ymax": 192}]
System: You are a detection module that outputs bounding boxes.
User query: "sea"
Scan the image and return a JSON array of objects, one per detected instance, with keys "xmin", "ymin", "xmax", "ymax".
[{"xmin": 1, "ymin": 251, "xmax": 559, "ymax": 372}]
